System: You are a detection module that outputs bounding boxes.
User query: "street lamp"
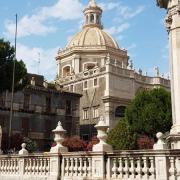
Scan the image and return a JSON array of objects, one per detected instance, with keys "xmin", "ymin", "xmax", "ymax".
[{"xmin": 8, "ymin": 14, "xmax": 18, "ymax": 150}]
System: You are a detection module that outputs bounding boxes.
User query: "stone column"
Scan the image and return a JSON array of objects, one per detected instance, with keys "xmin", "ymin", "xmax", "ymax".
[{"xmin": 157, "ymin": 0, "xmax": 180, "ymax": 148}]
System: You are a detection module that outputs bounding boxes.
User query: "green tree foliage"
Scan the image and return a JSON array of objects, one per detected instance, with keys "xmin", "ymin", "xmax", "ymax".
[
  {"xmin": 125, "ymin": 88, "xmax": 172, "ymax": 138},
  {"xmin": 23, "ymin": 137, "xmax": 37, "ymax": 153},
  {"xmin": 107, "ymin": 121, "xmax": 137, "ymax": 150},
  {"xmin": 0, "ymin": 39, "xmax": 27, "ymax": 92}
]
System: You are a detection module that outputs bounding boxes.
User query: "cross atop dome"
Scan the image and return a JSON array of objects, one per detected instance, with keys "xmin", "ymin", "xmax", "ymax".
[{"xmin": 83, "ymin": 0, "xmax": 103, "ymax": 29}]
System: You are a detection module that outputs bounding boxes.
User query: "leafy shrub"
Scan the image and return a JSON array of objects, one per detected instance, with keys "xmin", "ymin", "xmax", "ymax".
[
  {"xmin": 62, "ymin": 136, "xmax": 87, "ymax": 152},
  {"xmin": 23, "ymin": 137, "xmax": 37, "ymax": 153},
  {"xmin": 137, "ymin": 135, "xmax": 154, "ymax": 149},
  {"xmin": 107, "ymin": 121, "xmax": 137, "ymax": 150}
]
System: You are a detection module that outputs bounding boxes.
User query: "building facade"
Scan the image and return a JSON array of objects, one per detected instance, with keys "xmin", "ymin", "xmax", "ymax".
[
  {"xmin": 0, "ymin": 74, "xmax": 81, "ymax": 151},
  {"xmin": 55, "ymin": 0, "xmax": 170, "ymax": 140}
]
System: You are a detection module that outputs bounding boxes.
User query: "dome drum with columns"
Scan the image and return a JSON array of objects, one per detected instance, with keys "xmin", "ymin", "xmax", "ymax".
[{"xmin": 56, "ymin": 0, "xmax": 170, "ymax": 140}]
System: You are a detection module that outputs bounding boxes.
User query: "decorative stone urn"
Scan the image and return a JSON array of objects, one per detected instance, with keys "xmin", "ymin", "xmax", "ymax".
[
  {"xmin": 50, "ymin": 121, "xmax": 68, "ymax": 153},
  {"xmin": 153, "ymin": 132, "xmax": 168, "ymax": 150},
  {"xmin": 93, "ymin": 116, "xmax": 112, "ymax": 152},
  {"xmin": 19, "ymin": 143, "xmax": 28, "ymax": 155}
]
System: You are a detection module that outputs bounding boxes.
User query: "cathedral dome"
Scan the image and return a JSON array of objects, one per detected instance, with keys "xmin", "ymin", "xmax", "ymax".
[
  {"xmin": 65, "ymin": 0, "xmax": 119, "ymax": 50},
  {"xmin": 66, "ymin": 26, "xmax": 119, "ymax": 49}
]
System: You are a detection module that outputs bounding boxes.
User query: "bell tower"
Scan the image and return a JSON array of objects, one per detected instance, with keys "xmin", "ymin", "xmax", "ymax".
[{"xmin": 83, "ymin": 0, "xmax": 103, "ymax": 29}]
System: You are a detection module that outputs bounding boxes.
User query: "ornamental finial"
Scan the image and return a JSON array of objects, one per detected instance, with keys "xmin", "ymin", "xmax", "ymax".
[{"xmin": 88, "ymin": 0, "xmax": 97, "ymax": 7}]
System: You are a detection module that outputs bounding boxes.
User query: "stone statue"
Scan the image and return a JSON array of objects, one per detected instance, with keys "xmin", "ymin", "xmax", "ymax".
[{"xmin": 154, "ymin": 67, "xmax": 160, "ymax": 77}]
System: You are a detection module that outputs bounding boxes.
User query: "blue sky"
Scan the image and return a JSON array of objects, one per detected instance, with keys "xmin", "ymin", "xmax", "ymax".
[{"xmin": 0, "ymin": 0, "xmax": 169, "ymax": 80}]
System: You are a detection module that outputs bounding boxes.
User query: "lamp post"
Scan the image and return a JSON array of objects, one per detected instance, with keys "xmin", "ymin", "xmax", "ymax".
[{"xmin": 8, "ymin": 14, "xmax": 18, "ymax": 150}]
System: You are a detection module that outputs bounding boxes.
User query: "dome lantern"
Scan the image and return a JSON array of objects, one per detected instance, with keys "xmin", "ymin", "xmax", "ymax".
[{"xmin": 83, "ymin": 0, "xmax": 103, "ymax": 29}]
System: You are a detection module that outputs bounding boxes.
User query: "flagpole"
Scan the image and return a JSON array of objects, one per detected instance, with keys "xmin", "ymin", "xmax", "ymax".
[{"xmin": 8, "ymin": 14, "xmax": 18, "ymax": 150}]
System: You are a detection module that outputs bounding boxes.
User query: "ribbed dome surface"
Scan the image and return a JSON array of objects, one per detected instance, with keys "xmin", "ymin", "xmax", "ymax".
[{"xmin": 66, "ymin": 26, "xmax": 119, "ymax": 49}]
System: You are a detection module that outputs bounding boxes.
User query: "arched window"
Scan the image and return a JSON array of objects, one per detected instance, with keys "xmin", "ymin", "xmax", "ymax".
[
  {"xmin": 90, "ymin": 14, "xmax": 94, "ymax": 23},
  {"xmin": 63, "ymin": 66, "xmax": 71, "ymax": 77},
  {"xmin": 115, "ymin": 106, "xmax": 126, "ymax": 118}
]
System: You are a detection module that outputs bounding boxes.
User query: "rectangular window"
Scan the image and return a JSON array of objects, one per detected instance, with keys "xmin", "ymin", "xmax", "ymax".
[
  {"xmin": 24, "ymin": 94, "xmax": 30, "ymax": 110},
  {"xmin": 70, "ymin": 85, "xmax": 74, "ymax": 92},
  {"xmin": 83, "ymin": 81, "xmax": 88, "ymax": 90},
  {"xmin": 83, "ymin": 109, "xmax": 89, "ymax": 120},
  {"xmin": 93, "ymin": 107, "xmax": 99, "ymax": 118},
  {"xmin": 46, "ymin": 97, "xmax": 51, "ymax": 113},
  {"xmin": 93, "ymin": 78, "xmax": 98, "ymax": 87},
  {"xmin": 66, "ymin": 100, "xmax": 72, "ymax": 115}
]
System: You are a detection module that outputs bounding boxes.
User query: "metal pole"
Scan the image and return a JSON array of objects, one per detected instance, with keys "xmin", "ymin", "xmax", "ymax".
[{"xmin": 8, "ymin": 14, "xmax": 18, "ymax": 150}]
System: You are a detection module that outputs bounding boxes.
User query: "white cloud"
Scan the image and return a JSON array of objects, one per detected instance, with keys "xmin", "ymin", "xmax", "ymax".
[
  {"xmin": 105, "ymin": 23, "xmax": 130, "ymax": 35},
  {"xmin": 118, "ymin": 5, "xmax": 145, "ymax": 19},
  {"xmin": 99, "ymin": 2, "xmax": 119, "ymax": 11},
  {"xmin": 4, "ymin": 0, "xmax": 83, "ymax": 38},
  {"xmin": 16, "ymin": 43, "xmax": 58, "ymax": 80}
]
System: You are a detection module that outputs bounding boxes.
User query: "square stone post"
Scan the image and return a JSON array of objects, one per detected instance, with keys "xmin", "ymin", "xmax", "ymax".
[
  {"xmin": 157, "ymin": 0, "xmax": 180, "ymax": 149},
  {"xmin": 154, "ymin": 132, "xmax": 169, "ymax": 180},
  {"xmin": 49, "ymin": 154, "xmax": 61, "ymax": 180},
  {"xmin": 91, "ymin": 152, "xmax": 106, "ymax": 179}
]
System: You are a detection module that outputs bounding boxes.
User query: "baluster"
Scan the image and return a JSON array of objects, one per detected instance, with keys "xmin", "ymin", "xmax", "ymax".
[
  {"xmin": 136, "ymin": 157, "xmax": 141, "ymax": 179},
  {"xmin": 117, "ymin": 157, "xmax": 123, "ymax": 178},
  {"xmin": 6, "ymin": 159, "xmax": 9, "ymax": 174},
  {"xmin": 175, "ymin": 157, "xmax": 180, "ymax": 177},
  {"xmin": 9, "ymin": 160, "xmax": 12, "ymax": 174},
  {"xmin": 78, "ymin": 157, "xmax": 83, "ymax": 177},
  {"xmin": 123, "ymin": 157, "xmax": 129, "ymax": 179},
  {"xmin": 87, "ymin": 158, "xmax": 92, "ymax": 177},
  {"xmin": 74, "ymin": 158, "xmax": 78, "ymax": 177},
  {"xmin": 39, "ymin": 158, "xmax": 43, "ymax": 175},
  {"xmin": 42, "ymin": 159, "xmax": 46, "ymax": 175},
  {"xmin": 46, "ymin": 158, "xmax": 50, "ymax": 175},
  {"xmin": 83, "ymin": 158, "xmax": 87, "ymax": 177},
  {"xmin": 32, "ymin": 159, "xmax": 36, "ymax": 174},
  {"xmin": 15, "ymin": 159, "xmax": 19, "ymax": 173},
  {"xmin": 7, "ymin": 160, "xmax": 10, "ymax": 174},
  {"xmin": 12, "ymin": 159, "xmax": 15, "ymax": 174},
  {"xmin": 37, "ymin": 158, "xmax": 40, "ymax": 175},
  {"xmin": 2, "ymin": 160, "xmax": 4, "ymax": 173},
  {"xmin": 112, "ymin": 158, "xmax": 117, "ymax": 178},
  {"xmin": 169, "ymin": 157, "xmax": 176, "ymax": 179},
  {"xmin": 0, "ymin": 159, "xmax": 1, "ymax": 173},
  {"xmin": 129, "ymin": 157, "xmax": 135, "ymax": 179},
  {"xmin": 65, "ymin": 158, "xmax": 69, "ymax": 176},
  {"xmin": 149, "ymin": 157, "xmax": 155, "ymax": 179},
  {"xmin": 69, "ymin": 158, "xmax": 74, "ymax": 176},
  {"xmin": 142, "ymin": 157, "xmax": 148, "ymax": 179},
  {"xmin": 28, "ymin": 159, "xmax": 31, "ymax": 175}
]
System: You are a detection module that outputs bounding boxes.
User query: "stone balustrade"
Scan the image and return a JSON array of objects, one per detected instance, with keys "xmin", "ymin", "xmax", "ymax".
[{"xmin": 0, "ymin": 150, "xmax": 180, "ymax": 180}]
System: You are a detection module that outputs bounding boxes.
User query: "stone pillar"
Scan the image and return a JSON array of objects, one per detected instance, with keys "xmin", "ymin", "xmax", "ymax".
[{"xmin": 157, "ymin": 0, "xmax": 180, "ymax": 148}]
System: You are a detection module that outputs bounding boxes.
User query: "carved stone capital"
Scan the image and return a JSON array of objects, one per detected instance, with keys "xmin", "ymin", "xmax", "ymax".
[{"xmin": 165, "ymin": 15, "xmax": 173, "ymax": 32}]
